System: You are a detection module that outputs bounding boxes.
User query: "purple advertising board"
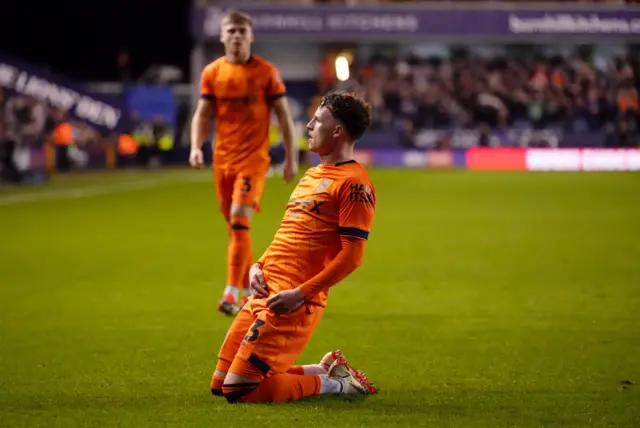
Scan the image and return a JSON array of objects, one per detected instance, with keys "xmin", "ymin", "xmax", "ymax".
[{"xmin": 192, "ymin": 5, "xmax": 640, "ymax": 41}]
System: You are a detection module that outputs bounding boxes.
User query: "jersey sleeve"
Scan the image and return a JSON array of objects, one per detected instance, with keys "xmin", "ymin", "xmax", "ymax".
[
  {"xmin": 200, "ymin": 65, "xmax": 215, "ymax": 101},
  {"xmin": 265, "ymin": 64, "xmax": 286, "ymax": 101},
  {"xmin": 336, "ymin": 176, "xmax": 376, "ymax": 240}
]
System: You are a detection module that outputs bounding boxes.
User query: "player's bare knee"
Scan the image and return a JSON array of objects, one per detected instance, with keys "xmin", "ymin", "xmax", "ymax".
[
  {"xmin": 223, "ymin": 372, "xmax": 254, "ymax": 385},
  {"xmin": 229, "ymin": 203, "xmax": 254, "ymax": 221}
]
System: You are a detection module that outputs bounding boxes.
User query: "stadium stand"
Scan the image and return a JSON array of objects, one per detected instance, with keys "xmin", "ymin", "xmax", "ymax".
[{"xmin": 322, "ymin": 52, "xmax": 638, "ymax": 135}]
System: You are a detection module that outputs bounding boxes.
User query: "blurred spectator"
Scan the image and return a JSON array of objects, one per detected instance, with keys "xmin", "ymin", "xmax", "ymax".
[
  {"xmin": 0, "ymin": 88, "xmax": 22, "ymax": 183},
  {"xmin": 151, "ymin": 115, "xmax": 175, "ymax": 165},
  {"xmin": 52, "ymin": 114, "xmax": 73, "ymax": 171},
  {"xmin": 0, "ymin": 89, "xmax": 5, "ymax": 141},
  {"xmin": 130, "ymin": 112, "xmax": 175, "ymax": 168},
  {"xmin": 5, "ymin": 96, "xmax": 46, "ymax": 147}
]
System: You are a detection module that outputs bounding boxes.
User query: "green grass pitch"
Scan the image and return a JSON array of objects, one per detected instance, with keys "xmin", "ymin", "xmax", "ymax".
[{"xmin": 0, "ymin": 168, "xmax": 639, "ymax": 427}]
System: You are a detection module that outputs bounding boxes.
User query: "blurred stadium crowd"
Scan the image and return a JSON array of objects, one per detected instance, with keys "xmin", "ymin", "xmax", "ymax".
[
  {"xmin": 0, "ymin": 89, "xmax": 102, "ymax": 180},
  {"xmin": 320, "ymin": 48, "xmax": 639, "ymax": 147},
  {"xmin": 0, "ymin": 87, "xmax": 173, "ymax": 175}
]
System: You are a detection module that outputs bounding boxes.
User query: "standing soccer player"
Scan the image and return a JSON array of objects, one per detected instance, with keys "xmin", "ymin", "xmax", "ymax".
[
  {"xmin": 190, "ymin": 11, "xmax": 298, "ymax": 316},
  {"xmin": 210, "ymin": 91, "xmax": 378, "ymax": 403}
]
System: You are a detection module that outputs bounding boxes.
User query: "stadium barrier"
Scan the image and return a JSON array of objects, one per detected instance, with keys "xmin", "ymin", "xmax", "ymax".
[
  {"xmin": 20, "ymin": 144, "xmax": 640, "ymax": 174},
  {"xmin": 307, "ymin": 147, "xmax": 640, "ymax": 172}
]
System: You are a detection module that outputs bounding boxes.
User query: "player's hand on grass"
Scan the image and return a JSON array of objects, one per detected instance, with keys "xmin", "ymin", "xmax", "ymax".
[
  {"xmin": 267, "ymin": 289, "xmax": 305, "ymax": 314},
  {"xmin": 249, "ymin": 263, "xmax": 269, "ymax": 298},
  {"xmin": 189, "ymin": 148, "xmax": 204, "ymax": 169},
  {"xmin": 282, "ymin": 157, "xmax": 298, "ymax": 184}
]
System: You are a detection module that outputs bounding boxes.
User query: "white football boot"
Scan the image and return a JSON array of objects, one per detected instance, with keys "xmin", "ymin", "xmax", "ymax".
[{"xmin": 326, "ymin": 351, "xmax": 378, "ymax": 396}]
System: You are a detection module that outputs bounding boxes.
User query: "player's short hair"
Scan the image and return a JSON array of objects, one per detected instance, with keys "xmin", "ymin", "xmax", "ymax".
[
  {"xmin": 222, "ymin": 11, "xmax": 254, "ymax": 28},
  {"xmin": 320, "ymin": 90, "xmax": 372, "ymax": 142}
]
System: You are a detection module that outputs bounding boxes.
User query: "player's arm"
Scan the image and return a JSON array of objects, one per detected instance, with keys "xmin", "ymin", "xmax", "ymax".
[
  {"xmin": 272, "ymin": 97, "xmax": 296, "ymax": 166},
  {"xmin": 266, "ymin": 236, "xmax": 368, "ymax": 314},
  {"xmin": 190, "ymin": 98, "xmax": 213, "ymax": 152},
  {"xmin": 267, "ymin": 65, "xmax": 298, "ymax": 182},
  {"xmin": 256, "ymin": 230, "xmax": 365, "ymax": 300},
  {"xmin": 297, "ymin": 236, "xmax": 367, "ymax": 298},
  {"xmin": 296, "ymin": 178, "xmax": 376, "ymax": 298},
  {"xmin": 189, "ymin": 66, "xmax": 215, "ymax": 167}
]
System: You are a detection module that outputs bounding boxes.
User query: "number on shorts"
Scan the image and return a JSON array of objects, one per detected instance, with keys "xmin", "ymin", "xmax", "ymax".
[
  {"xmin": 244, "ymin": 319, "xmax": 265, "ymax": 343},
  {"xmin": 241, "ymin": 176, "xmax": 252, "ymax": 194}
]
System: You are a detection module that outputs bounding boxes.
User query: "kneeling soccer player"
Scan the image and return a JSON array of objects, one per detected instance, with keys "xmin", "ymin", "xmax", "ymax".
[{"xmin": 210, "ymin": 91, "xmax": 378, "ymax": 403}]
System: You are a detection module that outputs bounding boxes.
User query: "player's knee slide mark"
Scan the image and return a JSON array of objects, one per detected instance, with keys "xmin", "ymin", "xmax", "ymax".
[{"xmin": 221, "ymin": 382, "xmax": 259, "ymax": 403}]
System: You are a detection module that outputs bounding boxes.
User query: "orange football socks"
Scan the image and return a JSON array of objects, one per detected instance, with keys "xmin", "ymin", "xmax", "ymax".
[{"xmin": 226, "ymin": 215, "xmax": 252, "ymax": 302}]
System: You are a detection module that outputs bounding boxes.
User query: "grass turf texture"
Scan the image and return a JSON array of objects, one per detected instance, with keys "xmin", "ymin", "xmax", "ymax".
[{"xmin": 1, "ymin": 169, "xmax": 638, "ymax": 427}]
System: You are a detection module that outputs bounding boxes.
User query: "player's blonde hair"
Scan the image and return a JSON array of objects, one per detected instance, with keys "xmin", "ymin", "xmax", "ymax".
[{"xmin": 222, "ymin": 11, "xmax": 254, "ymax": 28}]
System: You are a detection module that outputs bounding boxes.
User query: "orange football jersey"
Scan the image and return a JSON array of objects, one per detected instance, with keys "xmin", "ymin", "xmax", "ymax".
[
  {"xmin": 260, "ymin": 160, "xmax": 376, "ymax": 307},
  {"xmin": 200, "ymin": 55, "xmax": 286, "ymax": 170}
]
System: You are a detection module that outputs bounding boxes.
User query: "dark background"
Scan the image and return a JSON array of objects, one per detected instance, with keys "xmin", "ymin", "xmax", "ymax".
[{"xmin": 0, "ymin": 0, "xmax": 192, "ymax": 81}]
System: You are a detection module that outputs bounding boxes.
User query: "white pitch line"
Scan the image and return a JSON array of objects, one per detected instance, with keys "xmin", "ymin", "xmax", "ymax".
[{"xmin": 0, "ymin": 173, "xmax": 210, "ymax": 207}]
